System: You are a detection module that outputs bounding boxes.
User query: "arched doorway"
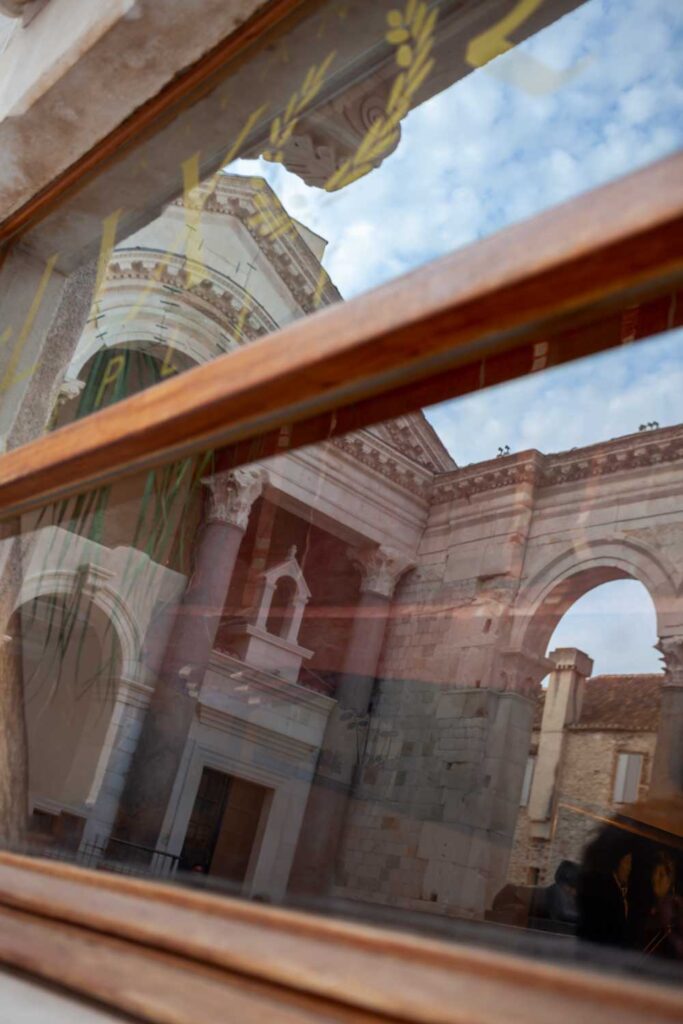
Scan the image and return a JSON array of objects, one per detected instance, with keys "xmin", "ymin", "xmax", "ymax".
[
  {"xmin": 53, "ymin": 347, "xmax": 167, "ymax": 430},
  {"xmin": 503, "ymin": 562, "xmax": 670, "ymax": 915},
  {"xmin": 15, "ymin": 594, "xmax": 120, "ymax": 851},
  {"xmin": 546, "ymin": 578, "xmax": 659, "ymax": 677}
]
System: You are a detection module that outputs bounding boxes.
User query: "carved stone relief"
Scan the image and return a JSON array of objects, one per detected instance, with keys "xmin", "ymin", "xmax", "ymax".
[
  {"xmin": 656, "ymin": 637, "xmax": 683, "ymax": 687},
  {"xmin": 202, "ymin": 467, "xmax": 264, "ymax": 531},
  {"xmin": 351, "ymin": 544, "xmax": 415, "ymax": 599}
]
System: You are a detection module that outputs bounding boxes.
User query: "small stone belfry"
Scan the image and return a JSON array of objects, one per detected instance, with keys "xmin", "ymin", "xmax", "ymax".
[{"xmin": 224, "ymin": 546, "xmax": 313, "ymax": 683}]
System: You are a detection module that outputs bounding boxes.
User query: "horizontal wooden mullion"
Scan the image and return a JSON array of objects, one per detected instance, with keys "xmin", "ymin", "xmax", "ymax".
[
  {"xmin": 0, "ymin": 151, "xmax": 681, "ymax": 516},
  {"xmin": 0, "ymin": 853, "xmax": 680, "ymax": 1024},
  {"xmin": 0, "ymin": 904, "xmax": 377, "ymax": 1024}
]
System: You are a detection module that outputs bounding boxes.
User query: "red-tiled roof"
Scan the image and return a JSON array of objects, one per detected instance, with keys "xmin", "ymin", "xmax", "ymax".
[{"xmin": 534, "ymin": 674, "xmax": 663, "ymax": 731}]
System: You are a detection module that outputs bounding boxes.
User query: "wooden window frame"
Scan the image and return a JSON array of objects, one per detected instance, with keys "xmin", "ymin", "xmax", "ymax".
[
  {"xmin": 0, "ymin": 4, "xmax": 683, "ymax": 1021},
  {"xmin": 0, "ymin": 851, "xmax": 682, "ymax": 1024},
  {"xmin": 0, "ymin": 150, "xmax": 681, "ymax": 516}
]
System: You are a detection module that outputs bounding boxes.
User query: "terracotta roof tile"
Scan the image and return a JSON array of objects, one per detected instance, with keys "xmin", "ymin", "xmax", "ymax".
[{"xmin": 533, "ymin": 674, "xmax": 663, "ymax": 731}]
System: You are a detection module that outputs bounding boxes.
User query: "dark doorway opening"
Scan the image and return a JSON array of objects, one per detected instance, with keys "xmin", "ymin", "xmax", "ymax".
[{"xmin": 179, "ymin": 767, "xmax": 269, "ymax": 886}]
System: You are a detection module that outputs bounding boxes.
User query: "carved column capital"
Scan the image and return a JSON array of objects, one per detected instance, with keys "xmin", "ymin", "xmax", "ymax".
[
  {"xmin": 500, "ymin": 649, "xmax": 555, "ymax": 700},
  {"xmin": 656, "ymin": 637, "xmax": 683, "ymax": 687},
  {"xmin": 351, "ymin": 545, "xmax": 414, "ymax": 599},
  {"xmin": 56, "ymin": 377, "xmax": 85, "ymax": 406},
  {"xmin": 202, "ymin": 467, "xmax": 264, "ymax": 531}
]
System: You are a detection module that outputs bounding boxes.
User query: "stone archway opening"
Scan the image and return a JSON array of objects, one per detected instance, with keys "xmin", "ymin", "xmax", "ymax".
[
  {"xmin": 13, "ymin": 593, "xmax": 121, "ymax": 852},
  {"xmin": 544, "ymin": 578, "xmax": 660, "ymax": 680},
  {"xmin": 503, "ymin": 567, "xmax": 667, "ymax": 914},
  {"xmin": 53, "ymin": 347, "xmax": 165, "ymax": 429}
]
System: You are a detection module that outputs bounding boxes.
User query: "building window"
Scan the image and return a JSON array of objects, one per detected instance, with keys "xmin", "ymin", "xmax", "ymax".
[
  {"xmin": 613, "ymin": 752, "xmax": 644, "ymax": 804},
  {"xmin": 520, "ymin": 756, "xmax": 536, "ymax": 808}
]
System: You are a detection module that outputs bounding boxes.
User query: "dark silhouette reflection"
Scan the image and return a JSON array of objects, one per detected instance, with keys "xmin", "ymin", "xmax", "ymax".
[
  {"xmin": 490, "ymin": 861, "xmax": 579, "ymax": 933},
  {"xmin": 578, "ymin": 813, "xmax": 683, "ymax": 961}
]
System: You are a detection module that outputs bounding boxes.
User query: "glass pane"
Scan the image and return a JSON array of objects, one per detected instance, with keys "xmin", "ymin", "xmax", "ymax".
[
  {"xmin": 1, "ymin": 330, "xmax": 683, "ymax": 983},
  {"xmin": 1, "ymin": 0, "xmax": 681, "ymax": 443}
]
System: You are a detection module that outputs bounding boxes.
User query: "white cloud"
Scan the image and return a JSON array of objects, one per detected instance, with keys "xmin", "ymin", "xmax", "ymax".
[{"xmin": 233, "ymin": 0, "xmax": 682, "ymax": 302}]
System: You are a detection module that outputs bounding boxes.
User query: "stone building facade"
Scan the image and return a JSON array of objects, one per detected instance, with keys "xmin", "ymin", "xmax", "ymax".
[
  {"xmin": 508, "ymin": 660, "xmax": 662, "ymax": 887},
  {"xmin": 15, "ymin": 173, "xmax": 683, "ymax": 921}
]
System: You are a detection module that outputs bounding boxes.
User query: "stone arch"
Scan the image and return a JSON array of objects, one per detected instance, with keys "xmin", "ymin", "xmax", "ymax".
[
  {"xmin": 508, "ymin": 538, "xmax": 676, "ymax": 660},
  {"xmin": 17, "ymin": 567, "xmax": 142, "ymax": 680},
  {"xmin": 64, "ymin": 251, "xmax": 279, "ymax": 381},
  {"xmin": 12, "ymin": 587, "xmax": 124, "ymax": 823}
]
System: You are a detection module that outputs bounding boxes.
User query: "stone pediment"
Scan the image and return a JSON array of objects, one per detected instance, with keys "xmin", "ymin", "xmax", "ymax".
[
  {"xmin": 365, "ymin": 413, "xmax": 455, "ymax": 473},
  {"xmin": 171, "ymin": 174, "xmax": 342, "ymax": 315}
]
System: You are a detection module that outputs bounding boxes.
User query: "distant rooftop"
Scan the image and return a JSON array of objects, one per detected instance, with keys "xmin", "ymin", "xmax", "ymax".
[{"xmin": 534, "ymin": 674, "xmax": 663, "ymax": 732}]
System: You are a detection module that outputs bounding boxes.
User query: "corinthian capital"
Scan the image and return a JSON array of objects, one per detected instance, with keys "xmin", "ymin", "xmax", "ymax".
[
  {"xmin": 202, "ymin": 467, "xmax": 264, "ymax": 531},
  {"xmin": 500, "ymin": 649, "xmax": 555, "ymax": 700},
  {"xmin": 656, "ymin": 637, "xmax": 683, "ymax": 687},
  {"xmin": 352, "ymin": 545, "xmax": 414, "ymax": 599}
]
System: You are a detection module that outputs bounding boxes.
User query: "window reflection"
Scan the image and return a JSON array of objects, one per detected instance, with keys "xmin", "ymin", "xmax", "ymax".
[
  {"xmin": 0, "ymin": 0, "xmax": 682, "ymax": 988},
  {"xmin": 2, "ymin": 331, "xmax": 683, "ymax": 980}
]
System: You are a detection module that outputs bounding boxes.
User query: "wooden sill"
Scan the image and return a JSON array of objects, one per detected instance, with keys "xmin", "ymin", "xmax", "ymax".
[
  {"xmin": 0, "ymin": 150, "xmax": 681, "ymax": 518},
  {"xmin": 0, "ymin": 852, "xmax": 680, "ymax": 1024}
]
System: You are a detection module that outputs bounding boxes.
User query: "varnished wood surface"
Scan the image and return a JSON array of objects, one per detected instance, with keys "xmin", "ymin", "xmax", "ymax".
[
  {"xmin": 0, "ymin": 853, "xmax": 680, "ymax": 1024},
  {"xmin": 0, "ymin": 0, "xmax": 310, "ymax": 247},
  {"xmin": 0, "ymin": 906, "xmax": 379, "ymax": 1024},
  {"xmin": 0, "ymin": 151, "xmax": 681, "ymax": 518}
]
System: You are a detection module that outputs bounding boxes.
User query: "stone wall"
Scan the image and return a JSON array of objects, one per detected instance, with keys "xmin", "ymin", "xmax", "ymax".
[
  {"xmin": 337, "ymin": 684, "xmax": 533, "ymax": 918},
  {"xmin": 336, "ymin": 427, "xmax": 683, "ymax": 919},
  {"xmin": 509, "ymin": 729, "xmax": 657, "ymax": 886}
]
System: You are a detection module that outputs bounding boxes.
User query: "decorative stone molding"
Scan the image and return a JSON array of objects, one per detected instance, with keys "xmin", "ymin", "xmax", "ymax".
[
  {"xmin": 268, "ymin": 70, "xmax": 401, "ymax": 190},
  {"xmin": 432, "ymin": 424, "xmax": 683, "ymax": 504},
  {"xmin": 56, "ymin": 377, "xmax": 85, "ymax": 406},
  {"xmin": 351, "ymin": 545, "xmax": 415, "ymax": 599},
  {"xmin": 168, "ymin": 176, "xmax": 342, "ymax": 315},
  {"xmin": 656, "ymin": 637, "xmax": 683, "ymax": 687},
  {"xmin": 106, "ymin": 248, "xmax": 279, "ymax": 344},
  {"xmin": 333, "ymin": 433, "xmax": 432, "ymax": 499},
  {"xmin": 372, "ymin": 415, "xmax": 455, "ymax": 472},
  {"xmin": 76, "ymin": 561, "xmax": 117, "ymax": 594},
  {"xmin": 202, "ymin": 467, "xmax": 264, "ymax": 531},
  {"xmin": 499, "ymin": 649, "xmax": 555, "ymax": 700},
  {"xmin": 433, "ymin": 456, "xmax": 541, "ymax": 504}
]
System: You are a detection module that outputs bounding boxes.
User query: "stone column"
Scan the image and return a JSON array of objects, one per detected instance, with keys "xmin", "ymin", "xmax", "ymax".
[
  {"xmin": 112, "ymin": 467, "xmax": 263, "ymax": 853},
  {"xmin": 527, "ymin": 648, "xmax": 593, "ymax": 839},
  {"xmin": 650, "ymin": 637, "xmax": 683, "ymax": 799},
  {"xmin": 288, "ymin": 545, "xmax": 413, "ymax": 895}
]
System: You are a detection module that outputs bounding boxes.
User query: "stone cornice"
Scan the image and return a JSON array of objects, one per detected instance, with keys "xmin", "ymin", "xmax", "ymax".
[
  {"xmin": 197, "ymin": 703, "xmax": 319, "ymax": 765},
  {"xmin": 206, "ymin": 649, "xmax": 335, "ymax": 714},
  {"xmin": 171, "ymin": 176, "xmax": 342, "ymax": 314},
  {"xmin": 332, "ymin": 432, "xmax": 434, "ymax": 500},
  {"xmin": 105, "ymin": 248, "xmax": 279, "ymax": 344},
  {"xmin": 432, "ymin": 453, "xmax": 542, "ymax": 504},
  {"xmin": 368, "ymin": 414, "xmax": 455, "ymax": 473},
  {"xmin": 432, "ymin": 425, "xmax": 683, "ymax": 504}
]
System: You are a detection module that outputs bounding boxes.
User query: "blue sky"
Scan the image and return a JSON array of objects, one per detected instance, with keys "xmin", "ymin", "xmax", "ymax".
[
  {"xmin": 233, "ymin": 0, "xmax": 683, "ymax": 465},
  {"xmin": 232, "ymin": 0, "xmax": 682, "ymax": 672},
  {"xmin": 234, "ymin": 0, "xmax": 683, "ymax": 302}
]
